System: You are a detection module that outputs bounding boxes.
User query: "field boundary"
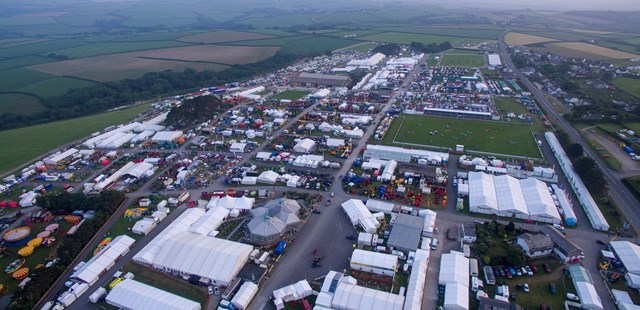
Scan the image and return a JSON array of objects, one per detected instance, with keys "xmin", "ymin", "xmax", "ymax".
[{"xmin": 136, "ymin": 56, "xmax": 230, "ymax": 66}]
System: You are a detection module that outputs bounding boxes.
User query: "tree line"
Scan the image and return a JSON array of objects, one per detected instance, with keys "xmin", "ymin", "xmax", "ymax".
[
  {"xmin": 556, "ymin": 130, "xmax": 608, "ymax": 196},
  {"xmin": 10, "ymin": 191, "xmax": 125, "ymax": 310},
  {"xmin": 0, "ymin": 53, "xmax": 303, "ymax": 131}
]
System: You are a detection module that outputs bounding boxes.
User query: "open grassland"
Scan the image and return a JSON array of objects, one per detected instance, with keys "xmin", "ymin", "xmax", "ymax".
[
  {"xmin": 360, "ymin": 32, "xmax": 488, "ymax": 46},
  {"xmin": 0, "ymin": 68, "xmax": 55, "ymax": 92},
  {"xmin": 0, "ymin": 38, "xmax": 50, "ymax": 48},
  {"xmin": 342, "ymin": 42, "xmax": 377, "ymax": 52},
  {"xmin": 127, "ymin": 45, "xmax": 279, "ymax": 63},
  {"xmin": 271, "ymin": 90, "xmax": 309, "ymax": 100},
  {"xmin": 0, "ymin": 55, "xmax": 54, "ymax": 70},
  {"xmin": 544, "ymin": 42, "xmax": 640, "ymax": 59},
  {"xmin": 178, "ymin": 30, "xmax": 273, "ymax": 44},
  {"xmin": 16, "ymin": 77, "xmax": 96, "ymax": 98},
  {"xmin": 440, "ymin": 55, "xmax": 484, "ymax": 67},
  {"xmin": 0, "ymin": 104, "xmax": 150, "ymax": 174},
  {"xmin": 382, "ymin": 115, "xmax": 542, "ymax": 157},
  {"xmin": 231, "ymin": 35, "xmax": 309, "ymax": 47},
  {"xmin": 0, "ymin": 38, "xmax": 88, "ymax": 58},
  {"xmin": 446, "ymin": 49, "xmax": 482, "ymax": 54},
  {"xmin": 239, "ymin": 14, "xmax": 315, "ymax": 28},
  {"xmin": 279, "ymin": 37, "xmax": 361, "ymax": 55},
  {"xmin": 624, "ymin": 38, "xmax": 640, "ymax": 45},
  {"xmin": 596, "ymin": 41, "xmax": 639, "ymax": 54},
  {"xmin": 611, "ymin": 77, "xmax": 640, "ymax": 98},
  {"xmin": 505, "ymin": 32, "xmax": 557, "ymax": 46},
  {"xmin": 246, "ymin": 29, "xmax": 298, "ymax": 37},
  {"xmin": 0, "ymin": 93, "xmax": 47, "ymax": 115},
  {"xmin": 29, "ymin": 55, "xmax": 228, "ymax": 82},
  {"xmin": 48, "ymin": 41, "xmax": 188, "ymax": 58}
]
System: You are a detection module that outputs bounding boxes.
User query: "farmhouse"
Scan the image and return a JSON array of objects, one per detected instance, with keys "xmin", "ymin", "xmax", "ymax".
[
  {"xmin": 540, "ymin": 225, "xmax": 584, "ymax": 263},
  {"xmin": 517, "ymin": 233, "xmax": 553, "ymax": 258},
  {"xmin": 289, "ymin": 72, "xmax": 349, "ymax": 88}
]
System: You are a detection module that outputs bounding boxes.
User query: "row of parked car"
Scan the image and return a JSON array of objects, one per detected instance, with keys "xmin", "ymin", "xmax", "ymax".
[{"xmin": 493, "ymin": 263, "xmax": 552, "ymax": 279}]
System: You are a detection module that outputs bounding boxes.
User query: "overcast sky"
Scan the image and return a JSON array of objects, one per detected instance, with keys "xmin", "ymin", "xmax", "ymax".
[{"xmin": 423, "ymin": 0, "xmax": 639, "ymax": 11}]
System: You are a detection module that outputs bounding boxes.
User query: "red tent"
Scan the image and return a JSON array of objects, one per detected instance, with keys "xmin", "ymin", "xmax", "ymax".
[
  {"xmin": 8, "ymin": 201, "xmax": 19, "ymax": 208},
  {"xmin": 101, "ymin": 160, "xmax": 110, "ymax": 166},
  {"xmin": 0, "ymin": 201, "xmax": 6, "ymax": 208}
]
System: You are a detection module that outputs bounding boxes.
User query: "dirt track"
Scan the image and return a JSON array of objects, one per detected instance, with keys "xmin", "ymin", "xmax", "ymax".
[{"xmin": 581, "ymin": 126, "xmax": 640, "ymax": 177}]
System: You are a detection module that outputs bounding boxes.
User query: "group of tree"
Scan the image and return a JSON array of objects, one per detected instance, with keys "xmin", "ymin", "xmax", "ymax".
[
  {"xmin": 166, "ymin": 95, "xmax": 229, "ymax": 128},
  {"xmin": 408, "ymin": 41, "xmax": 453, "ymax": 54},
  {"xmin": 11, "ymin": 191, "xmax": 125, "ymax": 309},
  {"xmin": 0, "ymin": 53, "xmax": 303, "ymax": 131},
  {"xmin": 474, "ymin": 220, "xmax": 526, "ymax": 266},
  {"xmin": 372, "ymin": 43, "xmax": 401, "ymax": 56},
  {"xmin": 555, "ymin": 129, "xmax": 607, "ymax": 195}
]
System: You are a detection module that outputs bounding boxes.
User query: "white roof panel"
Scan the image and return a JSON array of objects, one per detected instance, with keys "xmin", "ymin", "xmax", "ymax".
[{"xmin": 106, "ymin": 279, "xmax": 200, "ymax": 310}]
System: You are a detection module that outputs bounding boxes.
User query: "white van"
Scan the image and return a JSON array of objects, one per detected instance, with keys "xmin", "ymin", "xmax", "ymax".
[
  {"xmin": 375, "ymin": 246, "xmax": 387, "ymax": 252},
  {"xmin": 431, "ymin": 238, "xmax": 438, "ymax": 250}
]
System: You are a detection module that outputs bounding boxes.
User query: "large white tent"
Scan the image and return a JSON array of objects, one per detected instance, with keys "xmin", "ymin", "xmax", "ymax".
[
  {"xmin": 350, "ymin": 249, "xmax": 398, "ymax": 276},
  {"xmin": 273, "ymin": 280, "xmax": 312, "ymax": 306},
  {"xmin": 341, "ymin": 199, "xmax": 379, "ymax": 233},
  {"xmin": 293, "ymin": 138, "xmax": 316, "ymax": 153},
  {"xmin": 331, "ymin": 283, "xmax": 404, "ymax": 310},
  {"xmin": 187, "ymin": 207, "xmax": 229, "ymax": 236},
  {"xmin": 443, "ymin": 282, "xmax": 469, "ymax": 310},
  {"xmin": 611, "ymin": 241, "xmax": 640, "ymax": 278},
  {"xmin": 468, "ymin": 172, "xmax": 561, "ymax": 224},
  {"xmin": 365, "ymin": 199, "xmax": 395, "ymax": 214},
  {"xmin": 209, "ymin": 196, "xmax": 255, "ymax": 211},
  {"xmin": 106, "ymin": 279, "xmax": 200, "ymax": 310},
  {"xmin": 567, "ymin": 265, "xmax": 603, "ymax": 310},
  {"xmin": 72, "ymin": 235, "xmax": 135, "ymax": 285},
  {"xmin": 231, "ymin": 282, "xmax": 258, "ymax": 310},
  {"xmin": 45, "ymin": 148, "xmax": 79, "ymax": 165},
  {"xmin": 151, "ymin": 131, "xmax": 183, "ymax": 143},
  {"xmin": 420, "ymin": 209, "xmax": 437, "ymax": 237},
  {"xmin": 438, "ymin": 252, "xmax": 469, "ymax": 286},
  {"xmin": 257, "ymin": 171, "xmax": 279, "ymax": 184},
  {"xmin": 404, "ymin": 260, "xmax": 427, "ymax": 310}
]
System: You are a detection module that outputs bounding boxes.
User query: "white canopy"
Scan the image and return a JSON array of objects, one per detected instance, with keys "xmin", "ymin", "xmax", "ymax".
[
  {"xmin": 443, "ymin": 282, "xmax": 469, "ymax": 310},
  {"xmin": 331, "ymin": 283, "xmax": 404, "ymax": 310},
  {"xmin": 151, "ymin": 131, "xmax": 183, "ymax": 143},
  {"xmin": 404, "ymin": 260, "xmax": 427, "ymax": 310},
  {"xmin": 231, "ymin": 282, "xmax": 258, "ymax": 310},
  {"xmin": 350, "ymin": 249, "xmax": 398, "ymax": 272},
  {"xmin": 438, "ymin": 252, "xmax": 469, "ymax": 286},
  {"xmin": 611, "ymin": 241, "xmax": 640, "ymax": 276},
  {"xmin": 106, "ymin": 279, "xmax": 200, "ymax": 310},
  {"xmin": 293, "ymin": 138, "xmax": 316, "ymax": 153},
  {"xmin": 212, "ymin": 196, "xmax": 255, "ymax": 211},
  {"xmin": 575, "ymin": 281, "xmax": 603, "ymax": 310},
  {"xmin": 132, "ymin": 219, "xmax": 157, "ymax": 235},
  {"xmin": 187, "ymin": 207, "xmax": 229, "ymax": 236},
  {"xmin": 73, "ymin": 235, "xmax": 135, "ymax": 285},
  {"xmin": 257, "ymin": 171, "xmax": 279, "ymax": 184},
  {"xmin": 365, "ymin": 199, "xmax": 395, "ymax": 214}
]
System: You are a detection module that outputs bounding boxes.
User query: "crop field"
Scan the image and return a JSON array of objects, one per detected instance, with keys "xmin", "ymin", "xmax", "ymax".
[
  {"xmin": 596, "ymin": 41, "xmax": 639, "ymax": 54},
  {"xmin": 382, "ymin": 115, "xmax": 542, "ymax": 157},
  {"xmin": 341, "ymin": 42, "xmax": 377, "ymax": 52},
  {"xmin": 231, "ymin": 35, "xmax": 309, "ymax": 47},
  {"xmin": 624, "ymin": 38, "xmax": 640, "ymax": 45},
  {"xmin": 16, "ymin": 77, "xmax": 96, "ymax": 98},
  {"xmin": 0, "ymin": 38, "xmax": 50, "ymax": 48},
  {"xmin": 611, "ymin": 77, "xmax": 640, "ymax": 98},
  {"xmin": 0, "ymin": 93, "xmax": 47, "ymax": 115},
  {"xmin": 29, "ymin": 55, "xmax": 228, "ymax": 82},
  {"xmin": 519, "ymin": 30, "xmax": 603, "ymax": 41},
  {"xmin": 544, "ymin": 42, "xmax": 640, "ymax": 59},
  {"xmin": 360, "ymin": 32, "xmax": 487, "ymax": 46},
  {"xmin": 279, "ymin": 37, "xmax": 361, "ymax": 55},
  {"xmin": 379, "ymin": 26, "xmax": 502, "ymax": 39},
  {"xmin": 0, "ymin": 55, "xmax": 53, "ymax": 70},
  {"xmin": 505, "ymin": 32, "xmax": 557, "ymax": 45},
  {"xmin": 178, "ymin": 30, "xmax": 273, "ymax": 44},
  {"xmin": 0, "ymin": 38, "xmax": 88, "ymax": 58},
  {"xmin": 0, "ymin": 104, "xmax": 151, "ymax": 174},
  {"xmin": 48, "ymin": 41, "xmax": 188, "ymax": 58},
  {"xmin": 440, "ymin": 55, "xmax": 484, "ymax": 67},
  {"xmin": 129, "ymin": 45, "xmax": 280, "ymax": 63},
  {"xmin": 271, "ymin": 90, "xmax": 310, "ymax": 100},
  {"xmin": 0, "ymin": 68, "xmax": 55, "ymax": 92}
]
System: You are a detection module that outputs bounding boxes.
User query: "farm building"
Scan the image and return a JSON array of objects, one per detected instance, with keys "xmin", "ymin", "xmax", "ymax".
[
  {"xmin": 517, "ymin": 233, "xmax": 554, "ymax": 258},
  {"xmin": 257, "ymin": 171, "xmax": 279, "ymax": 184},
  {"xmin": 539, "ymin": 225, "xmax": 584, "ymax": 263},
  {"xmin": 468, "ymin": 172, "xmax": 561, "ymax": 224},
  {"xmin": 247, "ymin": 198, "xmax": 301, "ymax": 246},
  {"xmin": 72, "ymin": 235, "xmax": 135, "ymax": 285},
  {"xmin": 363, "ymin": 144, "xmax": 449, "ymax": 165},
  {"xmin": 387, "ymin": 214, "xmax": 424, "ymax": 252},
  {"xmin": 151, "ymin": 131, "xmax": 183, "ymax": 143},
  {"xmin": 341, "ymin": 199, "xmax": 380, "ymax": 233},
  {"xmin": 460, "ymin": 223, "xmax": 477, "ymax": 243},
  {"xmin": 293, "ymin": 138, "xmax": 317, "ymax": 153},
  {"xmin": 488, "ymin": 54, "xmax": 502, "ymax": 67},
  {"xmin": 231, "ymin": 281, "xmax": 259, "ymax": 310},
  {"xmin": 133, "ymin": 208, "xmax": 252, "ymax": 286},
  {"xmin": 289, "ymin": 72, "xmax": 349, "ymax": 88},
  {"xmin": 567, "ymin": 265, "xmax": 603, "ymax": 310},
  {"xmin": 105, "ymin": 279, "xmax": 200, "ymax": 310},
  {"xmin": 610, "ymin": 241, "xmax": 640, "ymax": 288},
  {"xmin": 350, "ymin": 249, "xmax": 398, "ymax": 276},
  {"xmin": 546, "ymin": 132, "xmax": 609, "ymax": 231},
  {"xmin": 316, "ymin": 270, "xmax": 405, "ymax": 310}
]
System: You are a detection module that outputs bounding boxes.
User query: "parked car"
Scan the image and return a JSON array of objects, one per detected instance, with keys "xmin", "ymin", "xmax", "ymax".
[
  {"xmin": 596, "ymin": 240, "xmax": 607, "ymax": 245},
  {"xmin": 346, "ymin": 235, "xmax": 356, "ymax": 240},
  {"xmin": 516, "ymin": 269, "xmax": 522, "ymax": 276},
  {"xmin": 529, "ymin": 264, "xmax": 538, "ymax": 273},
  {"xmin": 549, "ymin": 283, "xmax": 557, "ymax": 294},
  {"xmin": 543, "ymin": 263, "xmax": 552, "ymax": 273},
  {"xmin": 207, "ymin": 286, "xmax": 214, "ymax": 295},
  {"xmin": 524, "ymin": 283, "xmax": 530, "ymax": 293},
  {"xmin": 312, "ymin": 209, "xmax": 321, "ymax": 214},
  {"xmin": 214, "ymin": 286, "xmax": 220, "ymax": 296},
  {"xmin": 499, "ymin": 269, "xmax": 505, "ymax": 277},
  {"xmin": 566, "ymin": 293, "xmax": 579, "ymax": 301},
  {"xmin": 506, "ymin": 271, "xmax": 513, "ymax": 279},
  {"xmin": 516, "ymin": 283, "xmax": 523, "ymax": 291},
  {"xmin": 510, "ymin": 293, "xmax": 516, "ymax": 301},
  {"xmin": 509, "ymin": 267, "xmax": 516, "ymax": 275},
  {"xmin": 521, "ymin": 267, "xmax": 528, "ymax": 275}
]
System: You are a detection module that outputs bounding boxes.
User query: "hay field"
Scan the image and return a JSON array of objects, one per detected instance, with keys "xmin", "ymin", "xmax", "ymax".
[
  {"xmin": 505, "ymin": 32, "xmax": 557, "ymax": 46},
  {"xmin": 29, "ymin": 55, "xmax": 228, "ymax": 82},
  {"xmin": 178, "ymin": 30, "xmax": 273, "ymax": 43},
  {"xmin": 546, "ymin": 42, "xmax": 640, "ymax": 59},
  {"xmin": 131, "ymin": 45, "xmax": 279, "ymax": 63}
]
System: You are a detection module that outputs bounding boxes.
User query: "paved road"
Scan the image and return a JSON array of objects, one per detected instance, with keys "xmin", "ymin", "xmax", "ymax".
[{"xmin": 498, "ymin": 33, "xmax": 640, "ymax": 233}]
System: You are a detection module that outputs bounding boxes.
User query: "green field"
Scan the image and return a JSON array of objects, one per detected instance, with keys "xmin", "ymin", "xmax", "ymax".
[
  {"xmin": 360, "ymin": 32, "xmax": 487, "ymax": 46},
  {"xmin": 16, "ymin": 77, "xmax": 96, "ymax": 98},
  {"xmin": 48, "ymin": 41, "xmax": 188, "ymax": 59},
  {"xmin": 0, "ymin": 104, "xmax": 150, "ymax": 174},
  {"xmin": 342, "ymin": 42, "xmax": 377, "ymax": 52},
  {"xmin": 611, "ymin": 77, "xmax": 640, "ymax": 98},
  {"xmin": 379, "ymin": 26, "xmax": 502, "ymax": 39},
  {"xmin": 279, "ymin": 36, "xmax": 361, "ymax": 55},
  {"xmin": 494, "ymin": 97, "xmax": 536, "ymax": 117},
  {"xmin": 271, "ymin": 90, "xmax": 310, "ymax": 100},
  {"xmin": 0, "ymin": 55, "xmax": 54, "ymax": 70},
  {"xmin": 440, "ymin": 55, "xmax": 484, "ymax": 67},
  {"xmin": 383, "ymin": 115, "xmax": 542, "ymax": 157},
  {"xmin": 0, "ymin": 68, "xmax": 55, "ymax": 92},
  {"xmin": 0, "ymin": 93, "xmax": 47, "ymax": 115}
]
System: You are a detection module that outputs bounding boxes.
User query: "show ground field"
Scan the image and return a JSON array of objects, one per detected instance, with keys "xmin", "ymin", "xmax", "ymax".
[{"xmin": 381, "ymin": 114, "xmax": 542, "ymax": 158}]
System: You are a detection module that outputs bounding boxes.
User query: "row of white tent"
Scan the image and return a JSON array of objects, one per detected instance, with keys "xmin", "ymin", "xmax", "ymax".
[
  {"xmin": 341, "ymin": 199, "xmax": 381, "ymax": 233},
  {"xmin": 72, "ymin": 235, "xmax": 135, "ymax": 286},
  {"xmin": 106, "ymin": 279, "xmax": 200, "ymax": 310}
]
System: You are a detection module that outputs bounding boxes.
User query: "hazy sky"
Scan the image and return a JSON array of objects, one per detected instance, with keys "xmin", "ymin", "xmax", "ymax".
[{"xmin": 431, "ymin": 0, "xmax": 639, "ymax": 11}]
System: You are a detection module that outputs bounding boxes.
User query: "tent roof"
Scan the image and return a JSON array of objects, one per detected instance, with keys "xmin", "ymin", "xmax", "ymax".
[
  {"xmin": 575, "ymin": 281, "xmax": 603, "ymax": 310},
  {"xmin": 215, "ymin": 196, "xmax": 255, "ymax": 210},
  {"xmin": 351, "ymin": 249, "xmax": 397, "ymax": 271},
  {"xmin": 231, "ymin": 282, "xmax": 258, "ymax": 310},
  {"xmin": 494, "ymin": 175, "xmax": 528, "ymax": 214},
  {"xmin": 438, "ymin": 252, "xmax": 469, "ymax": 285},
  {"xmin": 520, "ymin": 178, "xmax": 560, "ymax": 219},
  {"xmin": 332, "ymin": 283, "xmax": 404, "ymax": 310},
  {"xmin": 154, "ymin": 232, "xmax": 252, "ymax": 284},
  {"xmin": 258, "ymin": 171, "xmax": 279, "ymax": 183},
  {"xmin": 444, "ymin": 282, "xmax": 469, "ymax": 310},
  {"xmin": 365, "ymin": 199, "xmax": 395, "ymax": 214},
  {"xmin": 341, "ymin": 199, "xmax": 373, "ymax": 225},
  {"xmin": 611, "ymin": 241, "xmax": 640, "ymax": 275},
  {"xmin": 187, "ymin": 207, "xmax": 229, "ymax": 236},
  {"xmin": 468, "ymin": 172, "xmax": 498, "ymax": 211},
  {"xmin": 387, "ymin": 214, "xmax": 423, "ymax": 251},
  {"xmin": 106, "ymin": 279, "xmax": 200, "ymax": 310},
  {"xmin": 404, "ymin": 261, "xmax": 427, "ymax": 310},
  {"xmin": 73, "ymin": 235, "xmax": 134, "ymax": 283}
]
